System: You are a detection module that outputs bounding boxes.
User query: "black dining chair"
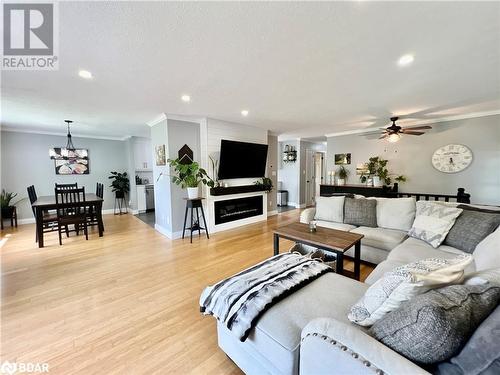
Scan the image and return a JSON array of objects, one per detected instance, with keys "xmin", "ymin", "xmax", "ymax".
[
  {"xmin": 88, "ymin": 183, "xmax": 104, "ymax": 228},
  {"xmin": 27, "ymin": 185, "xmax": 58, "ymax": 242},
  {"xmin": 55, "ymin": 187, "xmax": 89, "ymax": 245},
  {"xmin": 55, "ymin": 182, "xmax": 78, "ymax": 190}
]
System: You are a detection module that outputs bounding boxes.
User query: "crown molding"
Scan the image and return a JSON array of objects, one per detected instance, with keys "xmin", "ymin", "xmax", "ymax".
[
  {"xmin": 146, "ymin": 113, "xmax": 167, "ymax": 127},
  {"xmin": 324, "ymin": 109, "xmax": 500, "ymax": 138},
  {"xmin": 0, "ymin": 127, "xmax": 129, "ymax": 141}
]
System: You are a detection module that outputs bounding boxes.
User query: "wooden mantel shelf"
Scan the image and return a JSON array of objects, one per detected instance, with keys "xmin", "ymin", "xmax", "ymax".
[{"xmin": 209, "ymin": 185, "xmax": 267, "ymax": 196}]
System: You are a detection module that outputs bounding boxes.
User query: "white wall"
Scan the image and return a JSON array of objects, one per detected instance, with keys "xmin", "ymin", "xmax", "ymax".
[
  {"xmin": 278, "ymin": 140, "xmax": 300, "ymax": 207},
  {"xmin": 1, "ymin": 131, "xmax": 128, "ymax": 220},
  {"xmin": 326, "ymin": 114, "xmax": 500, "ymax": 205},
  {"xmin": 267, "ymin": 134, "xmax": 278, "ymax": 214}
]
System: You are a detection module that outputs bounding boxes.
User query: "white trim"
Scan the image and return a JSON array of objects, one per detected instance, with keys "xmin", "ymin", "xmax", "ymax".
[
  {"xmin": 324, "ymin": 110, "xmax": 500, "ymax": 138},
  {"xmin": 0, "ymin": 127, "xmax": 129, "ymax": 141},
  {"xmin": 146, "ymin": 113, "xmax": 167, "ymax": 127},
  {"xmin": 297, "ymin": 203, "xmax": 307, "ymax": 209},
  {"xmin": 154, "ymin": 223, "xmax": 171, "ymax": 238},
  {"xmin": 267, "ymin": 210, "xmax": 278, "ymax": 217}
]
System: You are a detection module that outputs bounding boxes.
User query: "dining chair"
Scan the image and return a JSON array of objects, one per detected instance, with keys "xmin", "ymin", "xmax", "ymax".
[
  {"xmin": 88, "ymin": 182, "xmax": 104, "ymax": 228},
  {"xmin": 27, "ymin": 185, "xmax": 58, "ymax": 242},
  {"xmin": 55, "ymin": 187, "xmax": 88, "ymax": 245},
  {"xmin": 55, "ymin": 183, "xmax": 78, "ymax": 190}
]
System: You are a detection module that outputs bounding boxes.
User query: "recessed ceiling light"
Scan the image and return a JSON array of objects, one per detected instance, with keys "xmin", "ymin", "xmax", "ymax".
[
  {"xmin": 241, "ymin": 110, "xmax": 249, "ymax": 117},
  {"xmin": 398, "ymin": 54, "xmax": 414, "ymax": 66},
  {"xmin": 181, "ymin": 95, "xmax": 191, "ymax": 102},
  {"xmin": 78, "ymin": 70, "xmax": 93, "ymax": 79}
]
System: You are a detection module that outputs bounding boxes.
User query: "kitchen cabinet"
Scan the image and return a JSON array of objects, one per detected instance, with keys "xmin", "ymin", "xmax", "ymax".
[
  {"xmin": 137, "ymin": 185, "xmax": 146, "ymax": 212},
  {"xmin": 134, "ymin": 138, "xmax": 153, "ymax": 171}
]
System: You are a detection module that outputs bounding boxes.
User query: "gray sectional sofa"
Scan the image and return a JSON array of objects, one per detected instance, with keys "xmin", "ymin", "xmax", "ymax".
[{"xmin": 216, "ymin": 197, "xmax": 500, "ymax": 375}]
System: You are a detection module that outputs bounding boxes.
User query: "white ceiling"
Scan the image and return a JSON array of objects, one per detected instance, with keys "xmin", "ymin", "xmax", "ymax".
[{"xmin": 2, "ymin": 1, "xmax": 500, "ymax": 139}]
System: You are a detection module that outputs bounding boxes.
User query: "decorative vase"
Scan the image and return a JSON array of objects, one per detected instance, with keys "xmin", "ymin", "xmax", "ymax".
[
  {"xmin": 187, "ymin": 187, "xmax": 199, "ymax": 199},
  {"xmin": 337, "ymin": 178, "xmax": 345, "ymax": 186},
  {"xmin": 372, "ymin": 176, "xmax": 383, "ymax": 187}
]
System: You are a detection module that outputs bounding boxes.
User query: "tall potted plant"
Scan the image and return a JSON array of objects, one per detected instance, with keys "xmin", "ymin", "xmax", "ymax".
[
  {"xmin": 167, "ymin": 159, "xmax": 214, "ymax": 199},
  {"xmin": 1, "ymin": 189, "xmax": 21, "ymax": 219},
  {"xmin": 109, "ymin": 171, "xmax": 130, "ymax": 198},
  {"xmin": 367, "ymin": 156, "xmax": 389, "ymax": 187},
  {"xmin": 336, "ymin": 166, "xmax": 349, "ymax": 186}
]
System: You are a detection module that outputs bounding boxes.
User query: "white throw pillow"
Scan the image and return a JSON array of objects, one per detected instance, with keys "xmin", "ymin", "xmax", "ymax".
[
  {"xmin": 408, "ymin": 201, "xmax": 463, "ymax": 248},
  {"xmin": 368, "ymin": 197, "xmax": 416, "ymax": 231},
  {"xmin": 348, "ymin": 255, "xmax": 473, "ymax": 327},
  {"xmin": 473, "ymin": 226, "xmax": 500, "ymax": 271},
  {"xmin": 314, "ymin": 196, "xmax": 345, "ymax": 223}
]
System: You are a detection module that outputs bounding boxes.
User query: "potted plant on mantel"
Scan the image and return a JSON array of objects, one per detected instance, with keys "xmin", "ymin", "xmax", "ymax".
[
  {"xmin": 336, "ymin": 166, "xmax": 349, "ymax": 186},
  {"xmin": 167, "ymin": 158, "xmax": 214, "ymax": 199},
  {"xmin": 109, "ymin": 171, "xmax": 130, "ymax": 199},
  {"xmin": 254, "ymin": 177, "xmax": 274, "ymax": 193},
  {"xmin": 365, "ymin": 156, "xmax": 406, "ymax": 188},
  {"xmin": 1, "ymin": 189, "xmax": 21, "ymax": 221}
]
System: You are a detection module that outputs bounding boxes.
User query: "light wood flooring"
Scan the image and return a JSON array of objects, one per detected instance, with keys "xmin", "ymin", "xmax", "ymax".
[{"xmin": 1, "ymin": 210, "xmax": 373, "ymax": 374}]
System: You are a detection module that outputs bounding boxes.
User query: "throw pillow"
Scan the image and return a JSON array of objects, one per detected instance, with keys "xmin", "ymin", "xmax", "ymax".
[
  {"xmin": 471, "ymin": 226, "xmax": 500, "ymax": 272},
  {"xmin": 368, "ymin": 197, "xmax": 416, "ymax": 232},
  {"xmin": 444, "ymin": 206, "xmax": 500, "ymax": 253},
  {"xmin": 348, "ymin": 255, "xmax": 473, "ymax": 327},
  {"xmin": 343, "ymin": 198, "xmax": 377, "ymax": 227},
  {"xmin": 370, "ymin": 284, "xmax": 500, "ymax": 365},
  {"xmin": 408, "ymin": 201, "xmax": 463, "ymax": 248},
  {"xmin": 314, "ymin": 196, "xmax": 345, "ymax": 223},
  {"xmin": 435, "ymin": 305, "xmax": 500, "ymax": 375}
]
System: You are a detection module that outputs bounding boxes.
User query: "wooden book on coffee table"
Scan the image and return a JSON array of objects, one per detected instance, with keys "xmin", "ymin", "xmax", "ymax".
[{"xmin": 273, "ymin": 222, "xmax": 364, "ymax": 280}]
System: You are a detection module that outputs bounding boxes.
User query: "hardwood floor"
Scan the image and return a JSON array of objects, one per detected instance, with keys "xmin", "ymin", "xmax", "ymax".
[{"xmin": 1, "ymin": 210, "xmax": 373, "ymax": 374}]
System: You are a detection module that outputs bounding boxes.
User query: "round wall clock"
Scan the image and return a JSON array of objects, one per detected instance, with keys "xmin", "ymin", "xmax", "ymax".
[{"xmin": 432, "ymin": 144, "xmax": 473, "ymax": 173}]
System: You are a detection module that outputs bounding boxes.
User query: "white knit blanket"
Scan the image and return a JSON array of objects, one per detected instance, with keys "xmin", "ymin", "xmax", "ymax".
[{"xmin": 200, "ymin": 252, "xmax": 332, "ymax": 341}]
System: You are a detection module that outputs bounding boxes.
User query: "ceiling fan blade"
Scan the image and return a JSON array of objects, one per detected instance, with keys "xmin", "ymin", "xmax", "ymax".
[
  {"xmin": 401, "ymin": 130, "xmax": 425, "ymax": 135},
  {"xmin": 403, "ymin": 125, "xmax": 432, "ymax": 130}
]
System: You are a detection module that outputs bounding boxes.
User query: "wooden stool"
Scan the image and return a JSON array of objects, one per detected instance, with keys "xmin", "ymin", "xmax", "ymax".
[
  {"xmin": 182, "ymin": 198, "xmax": 209, "ymax": 243},
  {"xmin": 1, "ymin": 206, "xmax": 17, "ymax": 230}
]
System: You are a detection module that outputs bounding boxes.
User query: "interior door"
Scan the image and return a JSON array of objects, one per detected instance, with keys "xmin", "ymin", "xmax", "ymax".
[
  {"xmin": 314, "ymin": 152, "xmax": 325, "ymax": 198},
  {"xmin": 305, "ymin": 150, "xmax": 315, "ymax": 206}
]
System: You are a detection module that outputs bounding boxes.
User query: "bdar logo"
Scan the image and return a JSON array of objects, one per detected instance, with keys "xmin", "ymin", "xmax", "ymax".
[
  {"xmin": 3, "ymin": 3, "xmax": 54, "ymax": 55},
  {"xmin": 0, "ymin": 361, "xmax": 17, "ymax": 375}
]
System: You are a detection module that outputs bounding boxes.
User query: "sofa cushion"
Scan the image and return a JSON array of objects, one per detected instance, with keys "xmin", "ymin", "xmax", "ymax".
[
  {"xmin": 348, "ymin": 255, "xmax": 473, "ymax": 327},
  {"xmin": 350, "ymin": 226, "xmax": 407, "ymax": 251},
  {"xmin": 371, "ymin": 284, "xmax": 500, "ymax": 365},
  {"xmin": 315, "ymin": 196, "xmax": 345, "ymax": 223},
  {"xmin": 316, "ymin": 220, "xmax": 357, "ymax": 232},
  {"xmin": 368, "ymin": 197, "xmax": 416, "ymax": 232},
  {"xmin": 473, "ymin": 226, "xmax": 500, "ymax": 271},
  {"xmin": 444, "ymin": 206, "xmax": 500, "ymax": 253},
  {"xmin": 435, "ymin": 305, "xmax": 500, "ymax": 375},
  {"xmin": 243, "ymin": 272, "xmax": 368, "ymax": 375},
  {"xmin": 344, "ymin": 198, "xmax": 377, "ymax": 227},
  {"xmin": 364, "ymin": 259, "xmax": 406, "ymax": 285},
  {"xmin": 388, "ymin": 237, "xmax": 469, "ymax": 262}
]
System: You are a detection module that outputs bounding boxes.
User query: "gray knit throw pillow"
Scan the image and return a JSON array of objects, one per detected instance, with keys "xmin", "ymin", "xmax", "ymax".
[
  {"xmin": 370, "ymin": 284, "xmax": 500, "ymax": 365},
  {"xmin": 344, "ymin": 198, "xmax": 377, "ymax": 227}
]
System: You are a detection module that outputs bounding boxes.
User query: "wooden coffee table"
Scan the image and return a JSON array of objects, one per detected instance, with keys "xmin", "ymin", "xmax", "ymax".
[{"xmin": 273, "ymin": 222, "xmax": 364, "ymax": 280}]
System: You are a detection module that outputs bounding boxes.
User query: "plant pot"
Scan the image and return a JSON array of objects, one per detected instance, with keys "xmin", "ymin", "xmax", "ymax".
[
  {"xmin": 372, "ymin": 176, "xmax": 383, "ymax": 187},
  {"xmin": 1, "ymin": 206, "xmax": 15, "ymax": 218},
  {"xmin": 337, "ymin": 178, "xmax": 345, "ymax": 186},
  {"xmin": 187, "ymin": 187, "xmax": 200, "ymax": 199},
  {"xmin": 115, "ymin": 191, "xmax": 125, "ymax": 199}
]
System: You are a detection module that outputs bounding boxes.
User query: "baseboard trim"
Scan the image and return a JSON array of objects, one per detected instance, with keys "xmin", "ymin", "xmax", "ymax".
[{"xmin": 267, "ymin": 210, "xmax": 278, "ymax": 217}]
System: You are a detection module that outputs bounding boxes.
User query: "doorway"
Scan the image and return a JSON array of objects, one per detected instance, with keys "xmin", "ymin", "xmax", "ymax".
[{"xmin": 305, "ymin": 150, "xmax": 325, "ymax": 207}]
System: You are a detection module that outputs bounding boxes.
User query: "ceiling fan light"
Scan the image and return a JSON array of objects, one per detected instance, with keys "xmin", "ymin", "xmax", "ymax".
[{"xmin": 387, "ymin": 133, "xmax": 401, "ymax": 143}]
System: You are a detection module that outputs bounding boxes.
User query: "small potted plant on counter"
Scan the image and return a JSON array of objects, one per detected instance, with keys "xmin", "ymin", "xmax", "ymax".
[
  {"xmin": 109, "ymin": 171, "xmax": 130, "ymax": 199},
  {"xmin": 168, "ymin": 159, "xmax": 214, "ymax": 199},
  {"xmin": 336, "ymin": 166, "xmax": 349, "ymax": 186}
]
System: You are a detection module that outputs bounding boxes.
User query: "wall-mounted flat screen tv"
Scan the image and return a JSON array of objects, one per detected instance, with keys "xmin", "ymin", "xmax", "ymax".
[{"xmin": 218, "ymin": 140, "xmax": 268, "ymax": 179}]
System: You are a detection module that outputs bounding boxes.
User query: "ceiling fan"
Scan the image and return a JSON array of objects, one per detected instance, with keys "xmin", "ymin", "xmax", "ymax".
[{"xmin": 378, "ymin": 116, "xmax": 432, "ymax": 143}]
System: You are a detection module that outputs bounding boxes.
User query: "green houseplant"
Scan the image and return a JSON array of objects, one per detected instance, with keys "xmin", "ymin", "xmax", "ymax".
[
  {"xmin": 364, "ymin": 157, "xmax": 406, "ymax": 187},
  {"xmin": 109, "ymin": 171, "xmax": 130, "ymax": 198},
  {"xmin": 254, "ymin": 177, "xmax": 273, "ymax": 193},
  {"xmin": 336, "ymin": 166, "xmax": 349, "ymax": 185},
  {"xmin": 167, "ymin": 159, "xmax": 214, "ymax": 199},
  {"xmin": 1, "ymin": 189, "xmax": 21, "ymax": 219}
]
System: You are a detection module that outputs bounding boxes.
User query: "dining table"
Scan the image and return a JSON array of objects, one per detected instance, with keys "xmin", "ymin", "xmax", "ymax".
[{"xmin": 31, "ymin": 193, "xmax": 104, "ymax": 248}]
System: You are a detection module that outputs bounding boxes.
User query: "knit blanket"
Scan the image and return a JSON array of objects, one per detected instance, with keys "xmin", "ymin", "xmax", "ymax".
[{"xmin": 199, "ymin": 252, "xmax": 333, "ymax": 341}]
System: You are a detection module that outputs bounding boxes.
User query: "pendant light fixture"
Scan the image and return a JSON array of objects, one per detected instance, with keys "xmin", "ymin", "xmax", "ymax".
[{"xmin": 49, "ymin": 120, "xmax": 83, "ymax": 159}]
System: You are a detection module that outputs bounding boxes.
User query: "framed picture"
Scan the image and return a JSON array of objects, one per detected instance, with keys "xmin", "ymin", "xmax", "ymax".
[
  {"xmin": 335, "ymin": 153, "xmax": 351, "ymax": 165},
  {"xmin": 356, "ymin": 163, "xmax": 369, "ymax": 175},
  {"xmin": 55, "ymin": 157, "xmax": 89, "ymax": 175},
  {"xmin": 155, "ymin": 144, "xmax": 166, "ymax": 166}
]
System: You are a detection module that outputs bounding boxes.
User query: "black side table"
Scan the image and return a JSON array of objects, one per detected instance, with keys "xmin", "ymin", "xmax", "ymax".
[{"xmin": 182, "ymin": 198, "xmax": 209, "ymax": 243}]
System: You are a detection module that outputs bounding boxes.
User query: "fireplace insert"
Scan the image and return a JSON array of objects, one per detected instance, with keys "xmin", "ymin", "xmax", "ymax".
[{"xmin": 214, "ymin": 196, "xmax": 263, "ymax": 225}]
